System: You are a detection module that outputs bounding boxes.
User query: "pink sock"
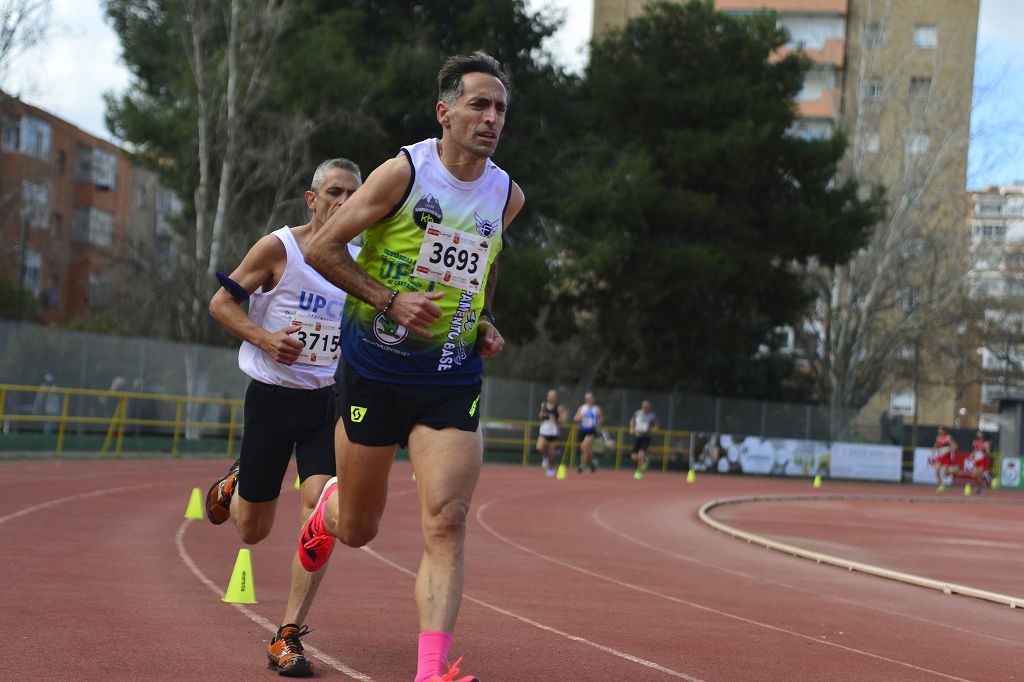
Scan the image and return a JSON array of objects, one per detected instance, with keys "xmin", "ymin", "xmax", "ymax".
[{"xmin": 415, "ymin": 631, "xmax": 452, "ymax": 682}]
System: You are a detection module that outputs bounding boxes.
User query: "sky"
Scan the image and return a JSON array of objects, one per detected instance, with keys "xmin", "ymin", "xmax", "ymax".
[{"xmin": 3, "ymin": 0, "xmax": 1021, "ymax": 189}]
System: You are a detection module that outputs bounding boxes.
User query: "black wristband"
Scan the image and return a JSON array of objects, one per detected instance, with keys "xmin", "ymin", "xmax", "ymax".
[
  {"xmin": 382, "ymin": 289, "xmax": 400, "ymax": 316},
  {"xmin": 480, "ymin": 308, "xmax": 496, "ymax": 326}
]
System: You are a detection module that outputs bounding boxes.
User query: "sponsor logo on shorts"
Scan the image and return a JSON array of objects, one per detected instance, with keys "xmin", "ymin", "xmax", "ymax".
[
  {"xmin": 350, "ymin": 406, "xmax": 367, "ymax": 423},
  {"xmin": 469, "ymin": 395, "xmax": 479, "ymax": 417},
  {"xmin": 373, "ymin": 312, "xmax": 408, "ymax": 346}
]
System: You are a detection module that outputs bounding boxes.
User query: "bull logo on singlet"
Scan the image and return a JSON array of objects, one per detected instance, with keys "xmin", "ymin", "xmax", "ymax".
[
  {"xmin": 413, "ymin": 194, "xmax": 443, "ymax": 229},
  {"xmin": 373, "ymin": 312, "xmax": 408, "ymax": 346},
  {"xmin": 474, "ymin": 213, "xmax": 499, "ymax": 237}
]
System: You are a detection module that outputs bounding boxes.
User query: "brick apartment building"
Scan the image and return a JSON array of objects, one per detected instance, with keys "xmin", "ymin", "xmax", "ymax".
[{"xmin": 0, "ymin": 94, "xmax": 175, "ymax": 325}]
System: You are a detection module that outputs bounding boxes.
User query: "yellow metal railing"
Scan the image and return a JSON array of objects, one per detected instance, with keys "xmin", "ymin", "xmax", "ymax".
[
  {"xmin": 482, "ymin": 419, "xmax": 691, "ymax": 472},
  {"xmin": 0, "ymin": 383, "xmax": 242, "ymax": 457},
  {"xmin": 2, "ymin": 383, "xmax": 692, "ymax": 471}
]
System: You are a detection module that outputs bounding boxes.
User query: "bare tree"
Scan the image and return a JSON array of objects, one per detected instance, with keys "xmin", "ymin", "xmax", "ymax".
[
  {"xmin": 799, "ymin": 0, "xmax": 980, "ymax": 435},
  {"xmin": 177, "ymin": 0, "xmax": 298, "ymax": 339},
  {"xmin": 0, "ymin": 0, "xmax": 50, "ymax": 82}
]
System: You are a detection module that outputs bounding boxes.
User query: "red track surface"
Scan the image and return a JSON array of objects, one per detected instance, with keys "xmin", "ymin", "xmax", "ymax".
[{"xmin": 2, "ymin": 459, "xmax": 1023, "ymax": 681}]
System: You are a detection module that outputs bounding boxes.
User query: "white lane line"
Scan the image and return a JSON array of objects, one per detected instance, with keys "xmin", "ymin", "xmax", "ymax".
[
  {"xmin": 476, "ymin": 495, "xmax": 971, "ymax": 681},
  {"xmin": 175, "ymin": 520, "xmax": 373, "ymax": 681},
  {"xmin": 360, "ymin": 546, "xmax": 703, "ymax": 681},
  {"xmin": 0, "ymin": 484, "xmax": 155, "ymax": 525},
  {"xmin": 590, "ymin": 499, "xmax": 1022, "ymax": 646}
]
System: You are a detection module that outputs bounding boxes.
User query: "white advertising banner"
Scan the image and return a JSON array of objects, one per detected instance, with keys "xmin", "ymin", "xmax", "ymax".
[
  {"xmin": 829, "ymin": 442, "xmax": 902, "ymax": 481},
  {"xmin": 717, "ymin": 435, "xmax": 829, "ymax": 477},
  {"xmin": 1001, "ymin": 456, "xmax": 1021, "ymax": 489},
  {"xmin": 912, "ymin": 447, "xmax": 952, "ymax": 485}
]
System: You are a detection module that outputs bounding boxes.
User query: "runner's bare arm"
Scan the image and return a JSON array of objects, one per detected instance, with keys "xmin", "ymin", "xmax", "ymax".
[
  {"xmin": 476, "ymin": 182, "xmax": 524, "ymax": 358},
  {"xmin": 209, "ymin": 235, "xmax": 303, "ymax": 364},
  {"xmin": 306, "ymin": 156, "xmax": 443, "ymax": 338}
]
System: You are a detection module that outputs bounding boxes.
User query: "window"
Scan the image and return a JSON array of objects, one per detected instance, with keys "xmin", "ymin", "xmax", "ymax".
[
  {"xmin": 891, "ymin": 390, "xmax": 915, "ymax": 416},
  {"xmin": 896, "ymin": 344, "xmax": 916, "ymax": 360},
  {"xmin": 1, "ymin": 114, "xmax": 52, "ymax": 161},
  {"xmin": 981, "ymin": 348, "xmax": 1003, "ymax": 371},
  {"xmin": 22, "ymin": 250, "xmax": 42, "ymax": 297},
  {"xmin": 981, "ymin": 382, "xmax": 1003, "ymax": 406},
  {"xmin": 909, "ymin": 77, "xmax": 932, "ymax": 100},
  {"xmin": 972, "ymin": 224, "xmax": 1005, "ymax": 241},
  {"xmin": 92, "ymin": 148, "xmax": 117, "ymax": 188},
  {"xmin": 21, "ymin": 181, "xmax": 49, "ymax": 229},
  {"xmin": 977, "ymin": 199, "xmax": 1003, "ymax": 216},
  {"xmin": 55, "ymin": 150, "xmax": 66, "ymax": 176},
  {"xmin": 861, "ymin": 130, "xmax": 880, "ymax": 153},
  {"xmin": 897, "ymin": 287, "xmax": 918, "ymax": 311},
  {"xmin": 74, "ymin": 146, "xmax": 117, "ymax": 188},
  {"xmin": 906, "ymin": 133, "xmax": 930, "ymax": 155},
  {"xmin": 865, "ymin": 23, "xmax": 885, "ymax": 47},
  {"xmin": 1, "ymin": 115, "xmax": 19, "ymax": 151},
  {"xmin": 72, "ymin": 208, "xmax": 114, "ymax": 247},
  {"xmin": 867, "ymin": 80, "xmax": 883, "ymax": 100},
  {"xmin": 75, "ymin": 145, "xmax": 93, "ymax": 181},
  {"xmin": 913, "ymin": 24, "xmax": 937, "ymax": 49}
]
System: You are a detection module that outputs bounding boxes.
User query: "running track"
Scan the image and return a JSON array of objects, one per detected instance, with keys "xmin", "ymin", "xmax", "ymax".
[{"xmin": 2, "ymin": 459, "xmax": 1023, "ymax": 680}]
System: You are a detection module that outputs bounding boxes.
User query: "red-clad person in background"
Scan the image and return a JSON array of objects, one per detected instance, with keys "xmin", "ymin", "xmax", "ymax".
[
  {"xmin": 970, "ymin": 431, "xmax": 992, "ymax": 494},
  {"xmin": 932, "ymin": 426, "xmax": 958, "ymax": 493}
]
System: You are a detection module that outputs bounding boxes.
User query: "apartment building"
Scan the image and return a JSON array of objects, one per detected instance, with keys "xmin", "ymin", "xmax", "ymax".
[
  {"xmin": 959, "ymin": 185, "xmax": 1024, "ymax": 431},
  {"xmin": 594, "ymin": 0, "xmax": 980, "ymax": 431},
  {"xmin": 0, "ymin": 94, "xmax": 174, "ymax": 325}
]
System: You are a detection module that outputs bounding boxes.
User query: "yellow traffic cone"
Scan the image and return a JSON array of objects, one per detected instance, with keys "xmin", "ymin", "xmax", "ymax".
[
  {"xmin": 184, "ymin": 487, "xmax": 204, "ymax": 519},
  {"xmin": 294, "ymin": 474, "xmax": 301, "ymax": 490},
  {"xmin": 686, "ymin": 469, "xmax": 696, "ymax": 483},
  {"xmin": 556, "ymin": 464, "xmax": 567, "ymax": 480},
  {"xmin": 964, "ymin": 483, "xmax": 972, "ymax": 496},
  {"xmin": 813, "ymin": 474, "xmax": 822, "ymax": 489},
  {"xmin": 222, "ymin": 548, "xmax": 257, "ymax": 603}
]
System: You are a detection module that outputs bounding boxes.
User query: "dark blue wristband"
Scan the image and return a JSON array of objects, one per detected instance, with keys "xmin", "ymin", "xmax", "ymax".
[{"xmin": 216, "ymin": 270, "xmax": 250, "ymax": 302}]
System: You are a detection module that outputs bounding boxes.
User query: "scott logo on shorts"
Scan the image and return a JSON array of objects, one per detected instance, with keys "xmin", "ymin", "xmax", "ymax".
[{"xmin": 350, "ymin": 406, "xmax": 367, "ymax": 423}]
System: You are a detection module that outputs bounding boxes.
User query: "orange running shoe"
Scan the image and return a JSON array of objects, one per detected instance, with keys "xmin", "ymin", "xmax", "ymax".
[
  {"xmin": 297, "ymin": 477, "xmax": 337, "ymax": 572},
  {"xmin": 426, "ymin": 656, "xmax": 478, "ymax": 682},
  {"xmin": 267, "ymin": 624, "xmax": 314, "ymax": 677},
  {"xmin": 205, "ymin": 459, "xmax": 239, "ymax": 525}
]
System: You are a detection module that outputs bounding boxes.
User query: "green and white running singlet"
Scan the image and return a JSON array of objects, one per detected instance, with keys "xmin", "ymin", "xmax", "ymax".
[{"xmin": 341, "ymin": 138, "xmax": 511, "ymax": 385}]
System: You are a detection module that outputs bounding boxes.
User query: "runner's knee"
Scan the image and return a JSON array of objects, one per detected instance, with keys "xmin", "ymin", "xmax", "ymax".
[
  {"xmin": 330, "ymin": 513, "xmax": 380, "ymax": 548},
  {"xmin": 237, "ymin": 517, "xmax": 272, "ymax": 544},
  {"xmin": 423, "ymin": 500, "xmax": 469, "ymax": 547}
]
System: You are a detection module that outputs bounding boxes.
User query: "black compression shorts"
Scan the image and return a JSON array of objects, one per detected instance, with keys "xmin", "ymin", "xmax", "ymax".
[
  {"xmin": 237, "ymin": 379, "xmax": 337, "ymax": 503},
  {"xmin": 335, "ymin": 361, "xmax": 481, "ymax": 448}
]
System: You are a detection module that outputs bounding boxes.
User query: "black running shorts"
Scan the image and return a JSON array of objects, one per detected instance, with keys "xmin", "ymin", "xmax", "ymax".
[
  {"xmin": 335, "ymin": 362, "xmax": 481, "ymax": 448},
  {"xmin": 632, "ymin": 434, "xmax": 652, "ymax": 453},
  {"xmin": 237, "ymin": 379, "xmax": 337, "ymax": 503}
]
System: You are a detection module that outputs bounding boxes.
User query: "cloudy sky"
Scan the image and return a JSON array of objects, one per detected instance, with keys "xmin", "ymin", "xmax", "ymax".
[{"xmin": 4, "ymin": 0, "xmax": 1021, "ymax": 188}]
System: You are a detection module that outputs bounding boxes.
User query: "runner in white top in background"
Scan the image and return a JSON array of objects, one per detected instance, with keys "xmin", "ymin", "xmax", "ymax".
[
  {"xmin": 536, "ymin": 389, "xmax": 568, "ymax": 476},
  {"xmin": 629, "ymin": 400, "xmax": 659, "ymax": 479},
  {"xmin": 206, "ymin": 158, "xmax": 362, "ymax": 677}
]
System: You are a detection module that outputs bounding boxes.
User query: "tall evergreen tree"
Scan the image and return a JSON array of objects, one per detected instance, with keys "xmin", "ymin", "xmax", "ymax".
[{"xmin": 546, "ymin": 0, "xmax": 880, "ymax": 392}]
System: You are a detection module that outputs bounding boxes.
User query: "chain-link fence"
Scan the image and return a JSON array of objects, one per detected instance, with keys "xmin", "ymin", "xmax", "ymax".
[{"xmin": 1, "ymin": 320, "xmax": 884, "ymax": 445}]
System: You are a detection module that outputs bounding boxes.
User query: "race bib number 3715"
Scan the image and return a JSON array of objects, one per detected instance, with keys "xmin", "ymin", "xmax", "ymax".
[
  {"xmin": 291, "ymin": 315, "xmax": 341, "ymax": 366},
  {"xmin": 414, "ymin": 223, "xmax": 490, "ymax": 294}
]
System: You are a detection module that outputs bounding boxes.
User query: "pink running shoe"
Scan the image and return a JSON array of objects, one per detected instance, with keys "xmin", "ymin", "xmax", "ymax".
[
  {"xmin": 426, "ymin": 656, "xmax": 478, "ymax": 682},
  {"xmin": 297, "ymin": 476, "xmax": 338, "ymax": 572}
]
